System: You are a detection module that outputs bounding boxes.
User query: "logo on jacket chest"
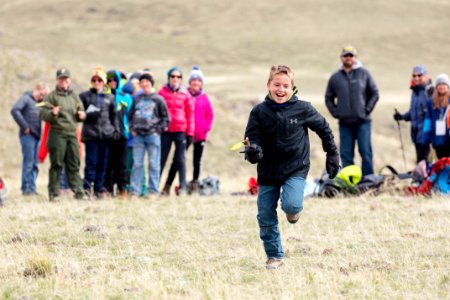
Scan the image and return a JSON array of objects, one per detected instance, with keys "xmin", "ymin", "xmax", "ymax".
[{"xmin": 289, "ymin": 118, "xmax": 298, "ymax": 124}]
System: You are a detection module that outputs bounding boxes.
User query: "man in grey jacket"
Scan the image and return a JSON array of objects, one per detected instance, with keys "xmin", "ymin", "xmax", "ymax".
[
  {"xmin": 325, "ymin": 45, "xmax": 379, "ymax": 176},
  {"xmin": 11, "ymin": 83, "xmax": 50, "ymax": 195}
]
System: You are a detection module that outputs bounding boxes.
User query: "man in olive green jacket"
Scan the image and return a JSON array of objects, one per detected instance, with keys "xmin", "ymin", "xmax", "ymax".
[{"xmin": 39, "ymin": 68, "xmax": 87, "ymax": 201}]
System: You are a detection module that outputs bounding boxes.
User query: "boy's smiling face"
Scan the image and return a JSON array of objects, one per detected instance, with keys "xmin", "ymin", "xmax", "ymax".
[{"xmin": 268, "ymin": 73, "xmax": 293, "ymax": 104}]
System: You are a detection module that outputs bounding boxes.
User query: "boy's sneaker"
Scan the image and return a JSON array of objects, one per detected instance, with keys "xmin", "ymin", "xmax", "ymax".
[
  {"xmin": 266, "ymin": 258, "xmax": 284, "ymax": 270},
  {"xmin": 286, "ymin": 212, "xmax": 300, "ymax": 224}
]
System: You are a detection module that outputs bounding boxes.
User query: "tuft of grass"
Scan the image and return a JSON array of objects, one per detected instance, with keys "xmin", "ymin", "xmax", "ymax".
[{"xmin": 23, "ymin": 254, "xmax": 53, "ymax": 278}]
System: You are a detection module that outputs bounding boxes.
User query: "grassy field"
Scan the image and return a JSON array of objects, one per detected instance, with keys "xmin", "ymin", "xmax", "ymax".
[
  {"xmin": 1, "ymin": 0, "xmax": 450, "ymax": 298},
  {"xmin": 1, "ymin": 193, "xmax": 449, "ymax": 299}
]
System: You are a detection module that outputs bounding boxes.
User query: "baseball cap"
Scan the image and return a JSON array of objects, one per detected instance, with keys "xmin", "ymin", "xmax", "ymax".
[
  {"xmin": 341, "ymin": 45, "xmax": 357, "ymax": 57},
  {"xmin": 56, "ymin": 68, "xmax": 71, "ymax": 79}
]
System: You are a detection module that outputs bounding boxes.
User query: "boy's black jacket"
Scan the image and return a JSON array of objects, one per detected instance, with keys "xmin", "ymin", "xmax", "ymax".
[{"xmin": 244, "ymin": 95, "xmax": 337, "ymax": 185}]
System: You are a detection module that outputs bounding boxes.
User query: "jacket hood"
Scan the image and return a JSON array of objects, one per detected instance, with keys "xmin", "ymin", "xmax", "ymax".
[{"xmin": 107, "ymin": 70, "xmax": 125, "ymax": 91}]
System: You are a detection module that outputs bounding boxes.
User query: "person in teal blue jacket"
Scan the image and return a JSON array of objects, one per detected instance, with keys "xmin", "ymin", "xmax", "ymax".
[{"xmin": 104, "ymin": 70, "xmax": 133, "ymax": 198}]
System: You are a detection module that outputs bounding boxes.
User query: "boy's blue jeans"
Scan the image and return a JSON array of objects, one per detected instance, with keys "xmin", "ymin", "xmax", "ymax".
[
  {"xmin": 339, "ymin": 120, "xmax": 374, "ymax": 176},
  {"xmin": 131, "ymin": 133, "xmax": 161, "ymax": 195},
  {"xmin": 257, "ymin": 176, "xmax": 306, "ymax": 259},
  {"xmin": 20, "ymin": 134, "xmax": 39, "ymax": 194}
]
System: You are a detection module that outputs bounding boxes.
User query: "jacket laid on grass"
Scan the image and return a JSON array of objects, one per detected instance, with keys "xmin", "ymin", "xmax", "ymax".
[
  {"xmin": 39, "ymin": 87, "xmax": 85, "ymax": 136},
  {"xmin": 402, "ymin": 81, "xmax": 433, "ymax": 144},
  {"xmin": 11, "ymin": 91, "xmax": 42, "ymax": 139},
  {"xmin": 79, "ymin": 88, "xmax": 118, "ymax": 142},
  {"xmin": 422, "ymin": 98, "xmax": 450, "ymax": 147},
  {"xmin": 128, "ymin": 92, "xmax": 170, "ymax": 135},
  {"xmin": 158, "ymin": 85, "xmax": 195, "ymax": 136},
  {"xmin": 189, "ymin": 89, "xmax": 214, "ymax": 142},
  {"xmin": 325, "ymin": 61, "xmax": 379, "ymax": 126},
  {"xmin": 244, "ymin": 93, "xmax": 338, "ymax": 185}
]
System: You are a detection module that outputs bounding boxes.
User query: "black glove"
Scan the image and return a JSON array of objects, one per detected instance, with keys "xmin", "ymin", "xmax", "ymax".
[
  {"xmin": 326, "ymin": 152, "xmax": 340, "ymax": 179},
  {"xmin": 393, "ymin": 112, "xmax": 403, "ymax": 121},
  {"xmin": 242, "ymin": 144, "xmax": 263, "ymax": 164},
  {"xmin": 186, "ymin": 135, "xmax": 193, "ymax": 149}
]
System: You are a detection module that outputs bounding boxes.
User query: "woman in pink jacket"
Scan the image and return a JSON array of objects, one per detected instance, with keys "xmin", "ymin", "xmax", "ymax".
[
  {"xmin": 159, "ymin": 67, "xmax": 195, "ymax": 195},
  {"xmin": 186, "ymin": 66, "xmax": 214, "ymax": 192}
]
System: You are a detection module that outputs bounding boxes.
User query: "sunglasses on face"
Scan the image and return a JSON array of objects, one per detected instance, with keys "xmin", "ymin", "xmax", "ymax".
[
  {"xmin": 412, "ymin": 74, "xmax": 423, "ymax": 78},
  {"xmin": 91, "ymin": 78, "xmax": 103, "ymax": 83},
  {"xmin": 343, "ymin": 54, "xmax": 354, "ymax": 58},
  {"xmin": 170, "ymin": 75, "xmax": 182, "ymax": 79}
]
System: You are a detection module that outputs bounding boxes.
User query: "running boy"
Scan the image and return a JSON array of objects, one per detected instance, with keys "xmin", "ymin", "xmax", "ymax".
[{"xmin": 243, "ymin": 65, "xmax": 340, "ymax": 269}]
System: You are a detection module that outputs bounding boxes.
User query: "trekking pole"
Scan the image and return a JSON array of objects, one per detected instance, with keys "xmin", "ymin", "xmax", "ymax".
[{"xmin": 394, "ymin": 108, "xmax": 407, "ymax": 171}]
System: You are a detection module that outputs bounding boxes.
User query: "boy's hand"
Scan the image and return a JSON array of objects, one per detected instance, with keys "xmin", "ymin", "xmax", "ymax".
[
  {"xmin": 242, "ymin": 137, "xmax": 263, "ymax": 164},
  {"xmin": 326, "ymin": 152, "xmax": 340, "ymax": 179}
]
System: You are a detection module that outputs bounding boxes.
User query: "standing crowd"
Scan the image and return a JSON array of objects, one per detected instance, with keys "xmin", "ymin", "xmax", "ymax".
[{"xmin": 11, "ymin": 66, "xmax": 214, "ymax": 201}]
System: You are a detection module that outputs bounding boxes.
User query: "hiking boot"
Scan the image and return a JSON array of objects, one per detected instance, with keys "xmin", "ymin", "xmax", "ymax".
[
  {"xmin": 75, "ymin": 192, "xmax": 90, "ymax": 201},
  {"xmin": 95, "ymin": 192, "xmax": 109, "ymax": 200},
  {"xmin": 189, "ymin": 180, "xmax": 199, "ymax": 195},
  {"xmin": 161, "ymin": 184, "xmax": 171, "ymax": 196},
  {"xmin": 286, "ymin": 212, "xmax": 301, "ymax": 224},
  {"xmin": 266, "ymin": 258, "xmax": 284, "ymax": 270},
  {"xmin": 49, "ymin": 195, "xmax": 61, "ymax": 202},
  {"xmin": 118, "ymin": 190, "xmax": 128, "ymax": 199}
]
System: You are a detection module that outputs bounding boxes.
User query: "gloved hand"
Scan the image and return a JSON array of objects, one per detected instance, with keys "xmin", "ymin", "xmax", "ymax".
[
  {"xmin": 186, "ymin": 135, "xmax": 194, "ymax": 149},
  {"xmin": 393, "ymin": 111, "xmax": 403, "ymax": 121},
  {"xmin": 326, "ymin": 152, "xmax": 340, "ymax": 179},
  {"xmin": 242, "ymin": 144, "xmax": 263, "ymax": 164}
]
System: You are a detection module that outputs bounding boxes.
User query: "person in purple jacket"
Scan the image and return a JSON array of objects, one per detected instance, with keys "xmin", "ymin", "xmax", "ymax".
[{"xmin": 187, "ymin": 66, "xmax": 214, "ymax": 193}]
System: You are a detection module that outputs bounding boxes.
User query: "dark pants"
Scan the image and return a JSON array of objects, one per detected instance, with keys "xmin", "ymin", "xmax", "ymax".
[
  {"xmin": 168, "ymin": 140, "xmax": 206, "ymax": 184},
  {"xmin": 160, "ymin": 132, "xmax": 187, "ymax": 190},
  {"xmin": 83, "ymin": 140, "xmax": 109, "ymax": 194},
  {"xmin": 414, "ymin": 143, "xmax": 430, "ymax": 163},
  {"xmin": 434, "ymin": 146, "xmax": 450, "ymax": 159},
  {"xmin": 192, "ymin": 141, "xmax": 205, "ymax": 181},
  {"xmin": 339, "ymin": 120, "xmax": 374, "ymax": 176},
  {"xmin": 105, "ymin": 137, "xmax": 128, "ymax": 194},
  {"xmin": 47, "ymin": 131, "xmax": 84, "ymax": 198}
]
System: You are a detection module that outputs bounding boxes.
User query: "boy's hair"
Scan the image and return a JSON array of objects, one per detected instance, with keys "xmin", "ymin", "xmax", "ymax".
[{"xmin": 267, "ymin": 65, "xmax": 294, "ymax": 86}]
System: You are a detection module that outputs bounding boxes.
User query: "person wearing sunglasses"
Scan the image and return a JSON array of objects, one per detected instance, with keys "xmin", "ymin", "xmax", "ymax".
[
  {"xmin": 79, "ymin": 67, "xmax": 118, "ymax": 199},
  {"xmin": 158, "ymin": 67, "xmax": 195, "ymax": 196},
  {"xmin": 422, "ymin": 74, "xmax": 450, "ymax": 159},
  {"xmin": 325, "ymin": 45, "xmax": 379, "ymax": 176},
  {"xmin": 393, "ymin": 65, "xmax": 433, "ymax": 163},
  {"xmin": 39, "ymin": 68, "xmax": 87, "ymax": 202},
  {"xmin": 11, "ymin": 82, "xmax": 50, "ymax": 196}
]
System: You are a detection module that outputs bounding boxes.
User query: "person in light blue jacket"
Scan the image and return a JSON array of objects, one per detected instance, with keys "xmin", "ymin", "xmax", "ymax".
[{"xmin": 422, "ymin": 74, "xmax": 450, "ymax": 158}]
